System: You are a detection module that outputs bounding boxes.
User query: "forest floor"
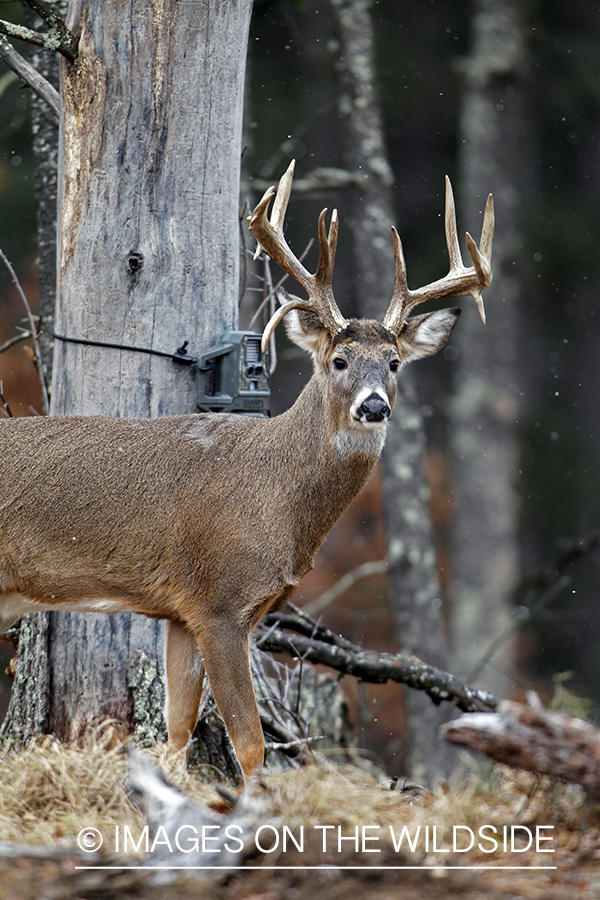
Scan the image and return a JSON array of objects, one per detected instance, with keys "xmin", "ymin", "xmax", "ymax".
[{"xmin": 0, "ymin": 730, "xmax": 599, "ymax": 900}]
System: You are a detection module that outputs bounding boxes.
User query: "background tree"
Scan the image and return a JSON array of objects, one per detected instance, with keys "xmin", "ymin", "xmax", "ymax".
[
  {"xmin": 449, "ymin": 0, "xmax": 530, "ymax": 698},
  {"xmin": 327, "ymin": 0, "xmax": 453, "ymax": 780}
]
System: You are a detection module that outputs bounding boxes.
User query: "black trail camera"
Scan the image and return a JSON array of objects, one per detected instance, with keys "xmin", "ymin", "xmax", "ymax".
[{"xmin": 196, "ymin": 331, "xmax": 270, "ymax": 415}]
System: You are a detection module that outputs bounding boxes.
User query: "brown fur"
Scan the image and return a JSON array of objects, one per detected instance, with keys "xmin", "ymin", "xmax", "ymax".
[{"xmin": 0, "ymin": 314, "xmax": 459, "ymax": 782}]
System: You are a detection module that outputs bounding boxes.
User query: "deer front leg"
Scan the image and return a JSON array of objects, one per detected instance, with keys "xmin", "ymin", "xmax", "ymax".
[
  {"xmin": 165, "ymin": 619, "xmax": 205, "ymax": 758},
  {"xmin": 196, "ymin": 620, "xmax": 264, "ymax": 785}
]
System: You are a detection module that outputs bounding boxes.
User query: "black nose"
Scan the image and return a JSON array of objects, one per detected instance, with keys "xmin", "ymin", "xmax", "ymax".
[{"xmin": 359, "ymin": 394, "xmax": 390, "ymax": 422}]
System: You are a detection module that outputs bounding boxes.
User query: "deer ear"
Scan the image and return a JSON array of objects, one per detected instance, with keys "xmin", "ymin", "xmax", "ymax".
[
  {"xmin": 277, "ymin": 289, "xmax": 328, "ymax": 354},
  {"xmin": 400, "ymin": 308, "xmax": 461, "ymax": 361}
]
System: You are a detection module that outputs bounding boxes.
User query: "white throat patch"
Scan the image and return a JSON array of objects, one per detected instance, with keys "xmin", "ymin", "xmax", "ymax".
[{"xmin": 332, "ymin": 422, "xmax": 388, "ymax": 460}]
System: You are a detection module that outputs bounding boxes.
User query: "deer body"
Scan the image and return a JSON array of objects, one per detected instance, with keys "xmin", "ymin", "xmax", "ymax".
[
  {"xmin": 0, "ymin": 380, "xmax": 377, "ymax": 627},
  {"xmin": 0, "ymin": 163, "xmax": 494, "ymax": 783}
]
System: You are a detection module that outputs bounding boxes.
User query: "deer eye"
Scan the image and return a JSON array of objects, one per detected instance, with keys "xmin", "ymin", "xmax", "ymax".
[
  {"xmin": 390, "ymin": 359, "xmax": 400, "ymax": 372},
  {"xmin": 333, "ymin": 357, "xmax": 347, "ymax": 371}
]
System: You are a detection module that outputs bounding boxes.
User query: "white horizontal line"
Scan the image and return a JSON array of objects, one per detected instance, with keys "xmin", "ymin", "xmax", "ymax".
[{"xmin": 75, "ymin": 865, "xmax": 558, "ymax": 871}]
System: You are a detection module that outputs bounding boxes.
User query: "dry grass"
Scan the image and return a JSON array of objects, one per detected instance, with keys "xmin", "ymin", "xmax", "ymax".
[{"xmin": 0, "ymin": 728, "xmax": 598, "ymax": 869}]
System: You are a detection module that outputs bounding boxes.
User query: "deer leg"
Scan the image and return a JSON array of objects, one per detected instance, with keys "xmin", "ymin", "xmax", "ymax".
[
  {"xmin": 196, "ymin": 621, "xmax": 264, "ymax": 785},
  {"xmin": 165, "ymin": 619, "xmax": 205, "ymax": 758}
]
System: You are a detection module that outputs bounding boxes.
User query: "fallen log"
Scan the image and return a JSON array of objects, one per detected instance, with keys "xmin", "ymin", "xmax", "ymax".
[{"xmin": 440, "ymin": 692, "xmax": 600, "ymax": 797}]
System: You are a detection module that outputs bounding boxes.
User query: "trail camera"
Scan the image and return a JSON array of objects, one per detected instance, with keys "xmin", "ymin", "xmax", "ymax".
[{"xmin": 196, "ymin": 331, "xmax": 270, "ymax": 415}]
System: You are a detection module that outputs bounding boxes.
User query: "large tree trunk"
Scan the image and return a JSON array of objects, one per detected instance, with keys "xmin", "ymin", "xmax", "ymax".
[
  {"xmin": 3, "ymin": 0, "xmax": 253, "ymax": 743},
  {"xmin": 329, "ymin": 0, "xmax": 454, "ymax": 782},
  {"xmin": 450, "ymin": 0, "xmax": 529, "ymax": 698}
]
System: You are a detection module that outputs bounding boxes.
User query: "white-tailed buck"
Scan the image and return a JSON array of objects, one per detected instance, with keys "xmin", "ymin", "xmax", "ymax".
[{"xmin": 0, "ymin": 162, "xmax": 493, "ymax": 783}]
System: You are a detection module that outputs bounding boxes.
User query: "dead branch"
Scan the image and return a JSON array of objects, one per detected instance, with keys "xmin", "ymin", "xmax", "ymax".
[
  {"xmin": 0, "ymin": 0, "xmax": 77, "ymax": 63},
  {"xmin": 248, "ymin": 238, "xmax": 314, "ymax": 330},
  {"xmin": 0, "ymin": 382, "xmax": 13, "ymax": 418},
  {"xmin": 0, "ymin": 331, "xmax": 32, "ymax": 354},
  {"xmin": 440, "ymin": 693, "xmax": 600, "ymax": 797},
  {"xmin": 0, "ymin": 33, "xmax": 60, "ymax": 115},
  {"xmin": 250, "ymin": 167, "xmax": 366, "ymax": 196},
  {"xmin": 257, "ymin": 604, "xmax": 496, "ymax": 714},
  {"xmin": 0, "ymin": 249, "xmax": 49, "ymax": 413},
  {"xmin": 304, "ymin": 558, "xmax": 389, "ymax": 616},
  {"xmin": 519, "ymin": 526, "xmax": 600, "ymax": 597},
  {"xmin": 128, "ymin": 749, "xmax": 278, "ymax": 873}
]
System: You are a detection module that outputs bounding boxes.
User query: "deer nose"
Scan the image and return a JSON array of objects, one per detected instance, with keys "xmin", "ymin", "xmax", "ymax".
[{"xmin": 359, "ymin": 394, "xmax": 390, "ymax": 422}]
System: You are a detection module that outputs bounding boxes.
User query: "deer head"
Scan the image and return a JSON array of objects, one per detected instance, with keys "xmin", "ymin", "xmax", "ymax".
[{"xmin": 249, "ymin": 160, "xmax": 494, "ymax": 453}]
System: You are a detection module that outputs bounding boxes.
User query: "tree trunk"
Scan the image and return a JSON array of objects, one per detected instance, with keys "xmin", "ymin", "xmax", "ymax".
[
  {"xmin": 24, "ymin": 1, "xmax": 65, "ymax": 376},
  {"xmin": 329, "ymin": 0, "xmax": 455, "ymax": 782},
  {"xmin": 3, "ymin": 0, "xmax": 253, "ymax": 743},
  {"xmin": 450, "ymin": 0, "xmax": 529, "ymax": 698}
]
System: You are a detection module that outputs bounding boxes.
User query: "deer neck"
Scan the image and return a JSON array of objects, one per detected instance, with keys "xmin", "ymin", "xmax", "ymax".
[{"xmin": 273, "ymin": 376, "xmax": 383, "ymax": 561}]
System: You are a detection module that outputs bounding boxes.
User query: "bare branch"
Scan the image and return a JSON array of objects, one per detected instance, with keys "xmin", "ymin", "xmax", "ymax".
[
  {"xmin": 467, "ymin": 531, "xmax": 600, "ymax": 682},
  {"xmin": 248, "ymin": 238, "xmax": 314, "ymax": 330},
  {"xmin": 0, "ymin": 331, "xmax": 33, "ymax": 354},
  {"xmin": 0, "ymin": 248, "xmax": 50, "ymax": 414},
  {"xmin": 250, "ymin": 167, "xmax": 366, "ymax": 196},
  {"xmin": 0, "ymin": 0, "xmax": 77, "ymax": 63},
  {"xmin": 0, "ymin": 382, "xmax": 13, "ymax": 418},
  {"xmin": 0, "ymin": 34, "xmax": 60, "ymax": 116},
  {"xmin": 520, "ymin": 527, "xmax": 600, "ymax": 596},
  {"xmin": 258, "ymin": 606, "xmax": 496, "ymax": 714},
  {"xmin": 305, "ymin": 558, "xmax": 389, "ymax": 616},
  {"xmin": 238, "ymin": 202, "xmax": 248, "ymax": 308}
]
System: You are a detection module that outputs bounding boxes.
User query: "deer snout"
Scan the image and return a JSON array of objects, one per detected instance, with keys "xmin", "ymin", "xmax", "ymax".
[{"xmin": 358, "ymin": 393, "xmax": 391, "ymax": 423}]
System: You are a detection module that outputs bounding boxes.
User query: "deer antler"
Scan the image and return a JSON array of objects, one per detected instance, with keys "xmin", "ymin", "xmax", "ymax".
[
  {"xmin": 248, "ymin": 160, "xmax": 347, "ymax": 351},
  {"xmin": 382, "ymin": 177, "xmax": 494, "ymax": 334}
]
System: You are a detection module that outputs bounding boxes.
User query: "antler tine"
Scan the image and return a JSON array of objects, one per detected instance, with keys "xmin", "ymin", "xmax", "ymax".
[
  {"xmin": 315, "ymin": 207, "xmax": 339, "ymax": 286},
  {"xmin": 260, "ymin": 296, "xmax": 315, "ymax": 353},
  {"xmin": 381, "ymin": 226, "xmax": 409, "ymax": 334},
  {"xmin": 382, "ymin": 177, "xmax": 495, "ymax": 334},
  {"xmin": 252, "ymin": 159, "xmax": 296, "ymax": 261},
  {"xmin": 248, "ymin": 160, "xmax": 347, "ymax": 340},
  {"xmin": 444, "ymin": 175, "xmax": 463, "ymax": 271},
  {"xmin": 479, "ymin": 192, "xmax": 494, "ymax": 262}
]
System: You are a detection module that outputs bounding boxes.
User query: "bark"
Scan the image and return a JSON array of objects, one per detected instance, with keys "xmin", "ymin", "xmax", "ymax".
[
  {"xmin": 24, "ymin": 1, "xmax": 65, "ymax": 377},
  {"xmin": 329, "ymin": 0, "xmax": 454, "ymax": 781},
  {"xmin": 4, "ymin": 0, "xmax": 253, "ymax": 743},
  {"xmin": 441, "ymin": 694, "xmax": 600, "ymax": 798},
  {"xmin": 450, "ymin": 0, "xmax": 530, "ymax": 695}
]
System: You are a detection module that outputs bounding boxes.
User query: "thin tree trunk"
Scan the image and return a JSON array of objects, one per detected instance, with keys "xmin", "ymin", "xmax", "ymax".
[
  {"xmin": 3, "ymin": 0, "xmax": 253, "ymax": 743},
  {"xmin": 450, "ymin": 0, "xmax": 529, "ymax": 698},
  {"xmin": 24, "ymin": 1, "xmax": 64, "ymax": 376},
  {"xmin": 329, "ymin": 0, "xmax": 454, "ymax": 782}
]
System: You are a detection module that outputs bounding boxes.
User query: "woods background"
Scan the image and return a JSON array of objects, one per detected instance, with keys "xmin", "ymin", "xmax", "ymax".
[{"xmin": 0, "ymin": 0, "xmax": 598, "ymax": 777}]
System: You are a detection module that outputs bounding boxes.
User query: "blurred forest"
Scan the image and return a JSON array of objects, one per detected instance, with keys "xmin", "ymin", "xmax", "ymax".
[{"xmin": 0, "ymin": 0, "xmax": 599, "ymax": 774}]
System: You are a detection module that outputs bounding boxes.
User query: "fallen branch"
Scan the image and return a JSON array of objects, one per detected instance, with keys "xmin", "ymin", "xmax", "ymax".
[
  {"xmin": 128, "ymin": 749, "xmax": 278, "ymax": 873},
  {"xmin": 440, "ymin": 693, "xmax": 600, "ymax": 798},
  {"xmin": 258, "ymin": 604, "xmax": 496, "ymax": 714}
]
